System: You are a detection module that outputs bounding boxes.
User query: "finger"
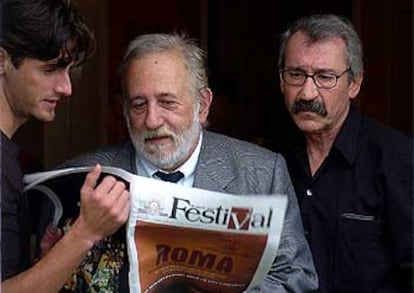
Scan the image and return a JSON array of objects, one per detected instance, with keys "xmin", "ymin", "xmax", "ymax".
[
  {"xmin": 93, "ymin": 175, "xmax": 117, "ymax": 196},
  {"xmin": 117, "ymin": 190, "xmax": 131, "ymax": 223},
  {"xmin": 107, "ymin": 180, "xmax": 127, "ymax": 197},
  {"xmin": 82, "ymin": 164, "xmax": 102, "ymax": 193},
  {"xmin": 108, "ymin": 189, "xmax": 130, "ymax": 221},
  {"xmin": 118, "ymin": 189, "xmax": 130, "ymax": 209},
  {"xmin": 94, "ymin": 180, "xmax": 127, "ymax": 212}
]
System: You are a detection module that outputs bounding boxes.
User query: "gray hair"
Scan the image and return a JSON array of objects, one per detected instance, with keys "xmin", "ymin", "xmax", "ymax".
[
  {"xmin": 119, "ymin": 33, "xmax": 208, "ymax": 115},
  {"xmin": 278, "ymin": 14, "xmax": 363, "ymax": 81}
]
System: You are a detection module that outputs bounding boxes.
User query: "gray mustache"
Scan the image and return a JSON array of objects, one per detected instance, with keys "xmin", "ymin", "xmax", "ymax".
[{"xmin": 292, "ymin": 100, "xmax": 327, "ymax": 117}]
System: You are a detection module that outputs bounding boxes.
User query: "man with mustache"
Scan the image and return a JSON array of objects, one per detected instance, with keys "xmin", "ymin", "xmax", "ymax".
[
  {"xmin": 53, "ymin": 33, "xmax": 318, "ymax": 292},
  {"xmin": 0, "ymin": 0, "xmax": 130, "ymax": 292},
  {"xmin": 278, "ymin": 14, "xmax": 413, "ymax": 292}
]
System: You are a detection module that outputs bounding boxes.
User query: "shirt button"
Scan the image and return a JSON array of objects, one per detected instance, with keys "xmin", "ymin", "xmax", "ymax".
[{"xmin": 306, "ymin": 189, "xmax": 313, "ymax": 196}]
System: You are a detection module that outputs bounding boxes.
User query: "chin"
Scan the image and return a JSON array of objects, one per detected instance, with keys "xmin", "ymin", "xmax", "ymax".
[
  {"xmin": 296, "ymin": 120, "xmax": 324, "ymax": 134},
  {"xmin": 37, "ymin": 112, "xmax": 56, "ymax": 122},
  {"xmin": 145, "ymin": 151, "xmax": 177, "ymax": 168}
]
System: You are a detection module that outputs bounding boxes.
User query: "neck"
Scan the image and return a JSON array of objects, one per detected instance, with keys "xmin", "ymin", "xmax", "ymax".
[
  {"xmin": 305, "ymin": 133, "xmax": 335, "ymax": 176},
  {"xmin": 0, "ymin": 85, "xmax": 26, "ymax": 139},
  {"xmin": 305, "ymin": 104, "xmax": 351, "ymax": 176}
]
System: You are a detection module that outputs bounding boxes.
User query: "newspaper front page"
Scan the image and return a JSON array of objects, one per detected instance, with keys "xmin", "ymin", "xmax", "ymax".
[
  {"xmin": 23, "ymin": 166, "xmax": 288, "ymax": 293},
  {"xmin": 127, "ymin": 174, "xmax": 287, "ymax": 293}
]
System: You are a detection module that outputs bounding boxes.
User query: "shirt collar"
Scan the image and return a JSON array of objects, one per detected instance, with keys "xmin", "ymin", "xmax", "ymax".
[
  {"xmin": 332, "ymin": 102, "xmax": 362, "ymax": 166},
  {"xmin": 0, "ymin": 129, "xmax": 19, "ymax": 156},
  {"xmin": 136, "ymin": 131, "xmax": 203, "ymax": 180},
  {"xmin": 293, "ymin": 102, "xmax": 362, "ymax": 169}
]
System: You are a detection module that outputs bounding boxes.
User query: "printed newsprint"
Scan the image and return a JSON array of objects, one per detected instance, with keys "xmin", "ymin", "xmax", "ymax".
[{"xmin": 24, "ymin": 166, "xmax": 288, "ymax": 293}]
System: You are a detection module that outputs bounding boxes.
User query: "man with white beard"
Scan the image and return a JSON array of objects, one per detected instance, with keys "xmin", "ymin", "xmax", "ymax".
[{"xmin": 43, "ymin": 33, "xmax": 318, "ymax": 292}]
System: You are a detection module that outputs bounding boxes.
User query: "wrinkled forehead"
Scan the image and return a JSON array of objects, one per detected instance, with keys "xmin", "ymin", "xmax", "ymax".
[{"xmin": 285, "ymin": 32, "xmax": 348, "ymax": 68}]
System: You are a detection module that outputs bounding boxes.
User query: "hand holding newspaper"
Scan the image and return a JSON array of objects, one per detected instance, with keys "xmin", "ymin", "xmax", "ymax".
[{"xmin": 24, "ymin": 166, "xmax": 287, "ymax": 293}]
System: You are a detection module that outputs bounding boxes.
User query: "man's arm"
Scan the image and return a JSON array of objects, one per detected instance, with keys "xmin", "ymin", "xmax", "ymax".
[
  {"xmin": 2, "ymin": 164, "xmax": 130, "ymax": 293},
  {"xmin": 246, "ymin": 155, "xmax": 318, "ymax": 292}
]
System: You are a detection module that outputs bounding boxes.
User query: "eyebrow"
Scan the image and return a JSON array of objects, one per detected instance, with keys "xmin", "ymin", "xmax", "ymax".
[
  {"xmin": 129, "ymin": 92, "xmax": 177, "ymax": 101},
  {"xmin": 157, "ymin": 92, "xmax": 178, "ymax": 99},
  {"xmin": 285, "ymin": 66, "xmax": 337, "ymax": 73}
]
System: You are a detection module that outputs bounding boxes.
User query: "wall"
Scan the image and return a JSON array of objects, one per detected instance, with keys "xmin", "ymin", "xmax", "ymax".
[
  {"xmin": 354, "ymin": 0, "xmax": 413, "ymax": 135},
  {"xmin": 15, "ymin": 0, "xmax": 413, "ymax": 171}
]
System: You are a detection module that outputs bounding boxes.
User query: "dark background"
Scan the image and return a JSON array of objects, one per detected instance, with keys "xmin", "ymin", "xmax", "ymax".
[{"xmin": 16, "ymin": 0, "xmax": 413, "ymax": 171}]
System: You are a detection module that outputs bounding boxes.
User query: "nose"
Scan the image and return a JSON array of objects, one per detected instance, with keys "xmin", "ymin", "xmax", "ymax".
[
  {"xmin": 144, "ymin": 103, "xmax": 163, "ymax": 130},
  {"xmin": 55, "ymin": 70, "xmax": 72, "ymax": 97},
  {"xmin": 299, "ymin": 76, "xmax": 319, "ymax": 101}
]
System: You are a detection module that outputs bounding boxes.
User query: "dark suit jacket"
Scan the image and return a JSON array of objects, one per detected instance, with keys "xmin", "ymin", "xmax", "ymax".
[{"xmin": 60, "ymin": 130, "xmax": 318, "ymax": 292}]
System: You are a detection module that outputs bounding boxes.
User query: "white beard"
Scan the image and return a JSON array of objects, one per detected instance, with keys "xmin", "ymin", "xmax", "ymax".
[{"xmin": 128, "ymin": 110, "xmax": 201, "ymax": 170}]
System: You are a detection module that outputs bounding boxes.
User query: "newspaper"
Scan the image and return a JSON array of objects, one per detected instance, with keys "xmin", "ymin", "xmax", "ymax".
[{"xmin": 24, "ymin": 166, "xmax": 288, "ymax": 293}]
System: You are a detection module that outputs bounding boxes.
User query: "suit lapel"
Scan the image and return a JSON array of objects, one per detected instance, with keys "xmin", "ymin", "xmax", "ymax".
[
  {"xmin": 112, "ymin": 142, "xmax": 138, "ymax": 174},
  {"xmin": 194, "ymin": 131, "xmax": 236, "ymax": 193}
]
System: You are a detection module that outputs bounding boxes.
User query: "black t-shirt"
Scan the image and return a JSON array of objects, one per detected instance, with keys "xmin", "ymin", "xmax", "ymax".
[{"xmin": 1, "ymin": 131, "xmax": 31, "ymax": 280}]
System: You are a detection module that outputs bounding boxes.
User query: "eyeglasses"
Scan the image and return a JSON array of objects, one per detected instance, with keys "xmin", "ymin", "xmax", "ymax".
[{"xmin": 279, "ymin": 68, "xmax": 351, "ymax": 89}]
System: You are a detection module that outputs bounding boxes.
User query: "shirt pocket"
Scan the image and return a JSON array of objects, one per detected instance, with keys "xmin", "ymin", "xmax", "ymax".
[
  {"xmin": 335, "ymin": 213, "xmax": 389, "ymax": 291},
  {"xmin": 341, "ymin": 212, "xmax": 375, "ymax": 221}
]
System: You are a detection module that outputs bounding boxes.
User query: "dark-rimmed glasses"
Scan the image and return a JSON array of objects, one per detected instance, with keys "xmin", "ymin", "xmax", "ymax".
[{"xmin": 279, "ymin": 68, "xmax": 351, "ymax": 89}]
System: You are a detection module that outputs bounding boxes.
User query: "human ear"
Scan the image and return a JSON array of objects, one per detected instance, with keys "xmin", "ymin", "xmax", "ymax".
[
  {"xmin": 349, "ymin": 74, "xmax": 363, "ymax": 100},
  {"xmin": 0, "ymin": 48, "xmax": 15, "ymax": 75},
  {"xmin": 279, "ymin": 75, "xmax": 286, "ymax": 94},
  {"xmin": 0, "ymin": 47, "xmax": 7, "ymax": 75},
  {"xmin": 198, "ymin": 87, "xmax": 213, "ymax": 124}
]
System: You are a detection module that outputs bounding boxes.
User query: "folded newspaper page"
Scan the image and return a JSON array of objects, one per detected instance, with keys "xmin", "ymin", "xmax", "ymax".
[{"xmin": 23, "ymin": 166, "xmax": 288, "ymax": 293}]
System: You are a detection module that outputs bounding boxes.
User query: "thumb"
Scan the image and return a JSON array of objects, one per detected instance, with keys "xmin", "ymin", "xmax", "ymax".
[{"xmin": 82, "ymin": 164, "xmax": 102, "ymax": 193}]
